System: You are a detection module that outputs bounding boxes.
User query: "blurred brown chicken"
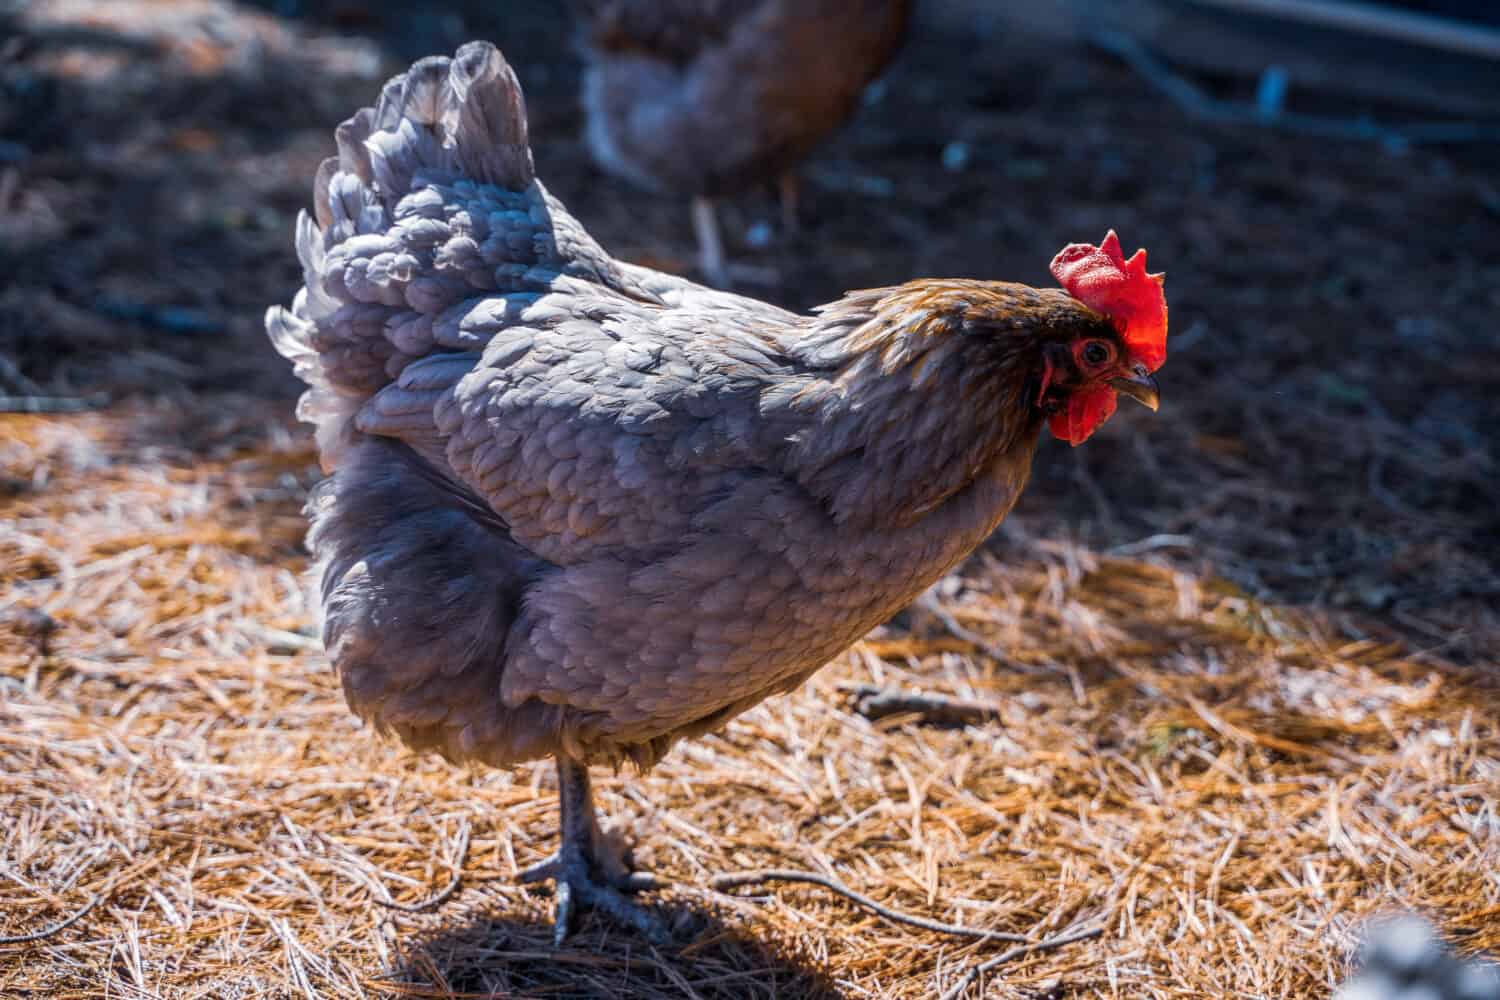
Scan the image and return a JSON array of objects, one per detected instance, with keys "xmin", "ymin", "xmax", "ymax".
[
  {"xmin": 573, "ymin": 0, "xmax": 911, "ymax": 284},
  {"xmin": 266, "ymin": 42, "xmax": 1168, "ymax": 942}
]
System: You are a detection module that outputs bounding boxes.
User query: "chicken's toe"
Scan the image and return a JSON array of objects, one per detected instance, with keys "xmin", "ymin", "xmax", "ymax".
[
  {"xmin": 527, "ymin": 848, "xmax": 671, "ymax": 944},
  {"xmin": 591, "ymin": 824, "xmax": 665, "ymax": 893},
  {"xmin": 517, "ymin": 842, "xmax": 663, "ymax": 895},
  {"xmin": 550, "ymin": 879, "xmax": 576, "ymax": 948},
  {"xmin": 563, "ymin": 868, "xmax": 671, "ymax": 943},
  {"xmin": 516, "ymin": 854, "xmax": 561, "ymax": 885}
]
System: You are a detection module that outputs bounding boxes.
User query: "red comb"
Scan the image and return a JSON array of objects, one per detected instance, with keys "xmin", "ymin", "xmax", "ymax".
[{"xmin": 1050, "ymin": 231, "xmax": 1168, "ymax": 372}]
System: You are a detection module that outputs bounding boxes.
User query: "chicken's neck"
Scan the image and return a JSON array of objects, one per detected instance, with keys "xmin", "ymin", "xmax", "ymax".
[{"xmin": 781, "ymin": 282, "xmax": 1048, "ymax": 528}]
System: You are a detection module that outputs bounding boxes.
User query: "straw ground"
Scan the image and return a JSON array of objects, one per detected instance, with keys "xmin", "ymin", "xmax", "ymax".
[{"xmin": 1, "ymin": 395, "xmax": 1495, "ymax": 997}]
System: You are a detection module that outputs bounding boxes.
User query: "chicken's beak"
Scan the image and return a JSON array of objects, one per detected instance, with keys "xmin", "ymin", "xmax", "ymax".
[{"xmin": 1109, "ymin": 366, "xmax": 1161, "ymax": 412}]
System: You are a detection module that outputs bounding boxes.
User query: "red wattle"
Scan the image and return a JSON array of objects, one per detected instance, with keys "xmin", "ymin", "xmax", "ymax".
[{"xmin": 1049, "ymin": 384, "xmax": 1117, "ymax": 446}]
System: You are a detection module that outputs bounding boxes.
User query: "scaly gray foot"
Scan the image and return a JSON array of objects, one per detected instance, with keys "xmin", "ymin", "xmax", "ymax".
[{"xmin": 519, "ymin": 848, "xmax": 669, "ymax": 946}]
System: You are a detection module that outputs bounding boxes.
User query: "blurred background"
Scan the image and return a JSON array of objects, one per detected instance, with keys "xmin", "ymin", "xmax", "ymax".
[{"xmin": 3, "ymin": 0, "xmax": 1497, "ymax": 659}]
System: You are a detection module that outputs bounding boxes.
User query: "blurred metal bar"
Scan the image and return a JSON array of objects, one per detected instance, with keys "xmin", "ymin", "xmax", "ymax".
[
  {"xmin": 1090, "ymin": 26, "xmax": 1500, "ymax": 144},
  {"xmin": 1183, "ymin": 0, "xmax": 1500, "ymax": 60}
]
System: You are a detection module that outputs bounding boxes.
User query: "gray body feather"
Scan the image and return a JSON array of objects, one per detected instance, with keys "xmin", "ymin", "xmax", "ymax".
[{"xmin": 268, "ymin": 42, "xmax": 1062, "ymax": 770}]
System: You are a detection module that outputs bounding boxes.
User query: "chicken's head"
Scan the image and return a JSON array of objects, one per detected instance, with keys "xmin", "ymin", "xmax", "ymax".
[{"xmin": 1040, "ymin": 231, "xmax": 1168, "ymax": 446}]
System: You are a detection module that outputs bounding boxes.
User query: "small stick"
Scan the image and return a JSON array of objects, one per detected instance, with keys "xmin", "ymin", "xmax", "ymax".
[
  {"xmin": 711, "ymin": 869, "xmax": 1026, "ymax": 943},
  {"xmin": 848, "ymin": 685, "xmax": 1000, "ymax": 727},
  {"xmin": 0, "ymin": 394, "xmax": 110, "ymax": 414},
  {"xmin": 373, "ymin": 821, "xmax": 470, "ymax": 914},
  {"xmin": 937, "ymin": 923, "xmax": 1104, "ymax": 1000},
  {"xmin": 0, "ymin": 893, "xmax": 102, "ymax": 945}
]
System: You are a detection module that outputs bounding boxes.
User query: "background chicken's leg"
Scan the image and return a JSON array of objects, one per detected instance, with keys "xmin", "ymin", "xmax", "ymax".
[
  {"xmin": 518, "ymin": 756, "xmax": 669, "ymax": 944},
  {"xmin": 778, "ymin": 171, "xmax": 801, "ymax": 234},
  {"xmin": 691, "ymin": 196, "xmax": 729, "ymax": 287}
]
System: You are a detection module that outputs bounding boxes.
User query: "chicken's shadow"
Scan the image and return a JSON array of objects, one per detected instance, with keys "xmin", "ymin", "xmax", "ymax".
[{"xmin": 382, "ymin": 891, "xmax": 840, "ymax": 999}]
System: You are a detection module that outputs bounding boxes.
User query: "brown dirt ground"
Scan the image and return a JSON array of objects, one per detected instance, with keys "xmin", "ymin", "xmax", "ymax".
[{"xmin": 1, "ymin": 1, "xmax": 1497, "ymax": 997}]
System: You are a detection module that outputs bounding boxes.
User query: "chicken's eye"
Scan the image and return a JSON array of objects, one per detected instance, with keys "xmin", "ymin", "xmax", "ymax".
[{"xmin": 1081, "ymin": 341, "xmax": 1113, "ymax": 366}]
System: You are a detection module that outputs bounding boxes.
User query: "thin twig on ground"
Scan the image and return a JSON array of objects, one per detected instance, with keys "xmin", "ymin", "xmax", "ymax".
[
  {"xmin": 846, "ymin": 684, "xmax": 1001, "ymax": 727},
  {"xmin": 711, "ymin": 869, "xmax": 1027, "ymax": 943},
  {"xmin": 373, "ymin": 821, "xmax": 471, "ymax": 914},
  {"xmin": 0, "ymin": 893, "xmax": 103, "ymax": 946},
  {"xmin": 937, "ymin": 923, "xmax": 1105, "ymax": 1000}
]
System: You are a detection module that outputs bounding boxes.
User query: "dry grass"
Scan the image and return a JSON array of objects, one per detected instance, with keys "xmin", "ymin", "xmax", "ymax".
[{"xmin": 2, "ymin": 398, "xmax": 1495, "ymax": 999}]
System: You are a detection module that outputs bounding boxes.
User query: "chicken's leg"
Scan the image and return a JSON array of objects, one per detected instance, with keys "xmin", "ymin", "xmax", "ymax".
[
  {"xmin": 778, "ymin": 171, "xmax": 800, "ymax": 235},
  {"xmin": 518, "ymin": 756, "xmax": 669, "ymax": 945},
  {"xmin": 690, "ymin": 196, "xmax": 730, "ymax": 288}
]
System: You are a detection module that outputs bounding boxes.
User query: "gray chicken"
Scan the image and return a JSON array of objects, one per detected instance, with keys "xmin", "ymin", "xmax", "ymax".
[
  {"xmin": 574, "ymin": 0, "xmax": 911, "ymax": 285},
  {"xmin": 266, "ymin": 41, "xmax": 1169, "ymax": 942}
]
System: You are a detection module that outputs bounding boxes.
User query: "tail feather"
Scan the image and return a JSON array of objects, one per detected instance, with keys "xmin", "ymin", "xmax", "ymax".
[
  {"xmin": 449, "ymin": 41, "xmax": 534, "ymax": 189},
  {"xmin": 266, "ymin": 41, "xmax": 557, "ymax": 471},
  {"xmin": 388, "ymin": 55, "xmax": 451, "ymax": 128},
  {"xmin": 332, "ymin": 108, "xmax": 375, "ymax": 187}
]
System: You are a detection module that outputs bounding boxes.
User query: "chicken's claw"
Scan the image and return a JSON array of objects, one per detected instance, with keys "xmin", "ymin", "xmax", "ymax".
[{"xmin": 522, "ymin": 846, "xmax": 671, "ymax": 946}]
